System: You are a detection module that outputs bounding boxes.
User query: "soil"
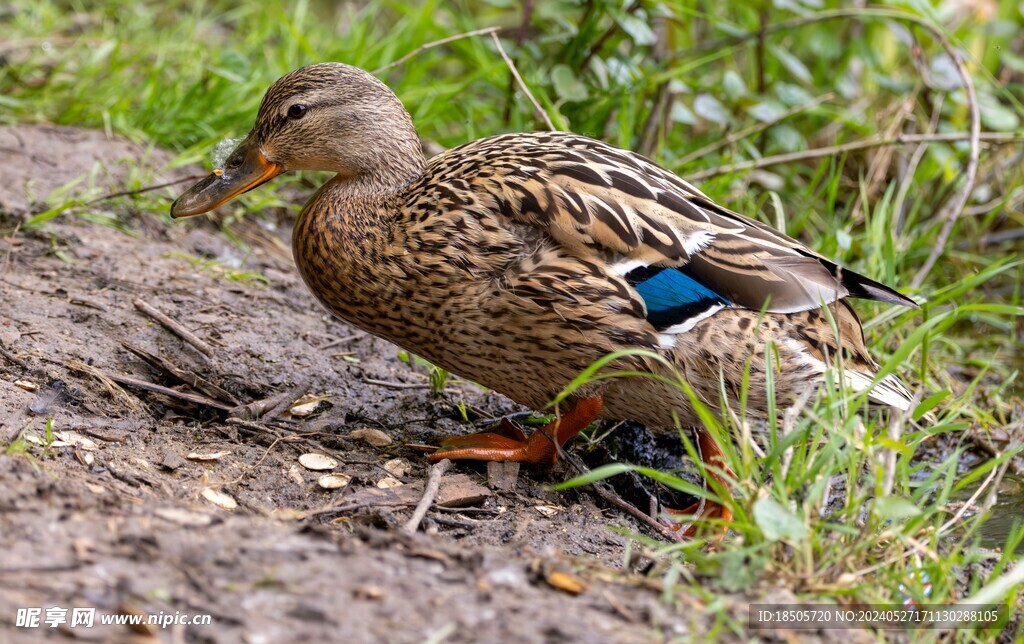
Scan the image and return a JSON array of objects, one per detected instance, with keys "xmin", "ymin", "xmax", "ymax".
[{"xmin": 0, "ymin": 125, "xmax": 929, "ymax": 643}]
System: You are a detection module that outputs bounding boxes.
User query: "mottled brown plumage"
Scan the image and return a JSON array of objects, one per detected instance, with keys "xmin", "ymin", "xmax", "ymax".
[{"xmin": 171, "ymin": 63, "xmax": 920, "ymax": 538}]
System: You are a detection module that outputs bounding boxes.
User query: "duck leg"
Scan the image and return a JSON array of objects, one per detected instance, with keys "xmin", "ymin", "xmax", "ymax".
[
  {"xmin": 661, "ymin": 429, "xmax": 733, "ymax": 541},
  {"xmin": 429, "ymin": 395, "xmax": 604, "ymax": 466}
]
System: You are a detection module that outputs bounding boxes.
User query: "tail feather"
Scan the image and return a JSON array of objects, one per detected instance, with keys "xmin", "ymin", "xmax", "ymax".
[{"xmin": 842, "ymin": 369, "xmax": 915, "ymax": 412}]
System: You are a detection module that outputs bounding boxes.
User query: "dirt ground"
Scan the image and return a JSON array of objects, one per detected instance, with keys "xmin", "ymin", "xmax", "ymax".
[{"xmin": 0, "ymin": 126, "xmax": 919, "ymax": 643}]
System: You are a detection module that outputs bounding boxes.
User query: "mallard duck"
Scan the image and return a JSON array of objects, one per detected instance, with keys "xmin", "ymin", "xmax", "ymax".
[{"xmin": 171, "ymin": 63, "xmax": 918, "ymax": 537}]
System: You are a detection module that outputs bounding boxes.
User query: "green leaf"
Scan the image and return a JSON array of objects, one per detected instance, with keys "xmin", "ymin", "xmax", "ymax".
[
  {"xmin": 694, "ymin": 94, "xmax": 730, "ymax": 125},
  {"xmin": 550, "ymin": 64, "xmax": 588, "ymax": 102},
  {"xmin": 23, "ymin": 199, "xmax": 83, "ymax": 230},
  {"xmin": 670, "ymin": 100, "xmax": 696, "ymax": 125},
  {"xmin": 754, "ymin": 498, "xmax": 806, "ymax": 542},
  {"xmin": 722, "ymin": 71, "xmax": 747, "ymax": 101},
  {"xmin": 913, "ymin": 390, "xmax": 950, "ymax": 421},
  {"xmin": 873, "ymin": 496, "xmax": 922, "ymax": 520},
  {"xmin": 768, "ymin": 45, "xmax": 812, "ymax": 84},
  {"xmin": 979, "ymin": 98, "xmax": 1020, "ymax": 132},
  {"xmin": 768, "ymin": 124, "xmax": 805, "ymax": 152},
  {"xmin": 748, "ymin": 100, "xmax": 786, "ymax": 122},
  {"xmin": 553, "ymin": 463, "xmax": 634, "ymax": 490},
  {"xmin": 616, "ymin": 13, "xmax": 656, "ymax": 46},
  {"xmin": 775, "ymin": 82, "xmax": 813, "ymax": 106}
]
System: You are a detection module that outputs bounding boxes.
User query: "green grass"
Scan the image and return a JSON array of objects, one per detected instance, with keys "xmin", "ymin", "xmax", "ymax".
[{"xmin": 2, "ymin": 0, "xmax": 1023, "ymax": 638}]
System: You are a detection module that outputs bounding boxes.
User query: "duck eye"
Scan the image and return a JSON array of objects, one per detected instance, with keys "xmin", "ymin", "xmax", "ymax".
[{"xmin": 287, "ymin": 104, "xmax": 307, "ymax": 119}]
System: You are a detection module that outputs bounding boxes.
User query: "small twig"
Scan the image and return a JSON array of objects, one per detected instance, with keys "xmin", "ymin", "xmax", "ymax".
[
  {"xmin": 428, "ymin": 514, "xmax": 482, "ymax": 529},
  {"xmin": 224, "ymin": 430, "xmax": 323, "ymax": 486},
  {"xmin": 490, "ymin": 31, "xmax": 556, "ymax": 131},
  {"xmin": 317, "ymin": 334, "xmax": 363, "ymax": 350},
  {"xmin": 0, "ymin": 341, "xmax": 28, "ymax": 369},
  {"xmin": 503, "ymin": 0, "xmax": 534, "ymax": 125},
  {"xmin": 296, "ymin": 497, "xmax": 417, "ymax": 520},
  {"xmin": 0, "ymin": 36, "xmax": 88, "ymax": 54},
  {"xmin": 373, "ymin": 27, "xmax": 501, "ymax": 75},
  {"xmin": 849, "ymin": 93, "xmax": 918, "ymax": 222},
  {"xmin": 84, "ymin": 174, "xmax": 206, "ymax": 206},
  {"xmin": 636, "ymin": 16, "xmax": 672, "ymax": 159},
  {"xmin": 677, "ymin": 93, "xmax": 834, "ymax": 166},
  {"xmin": 65, "ymin": 361, "xmax": 140, "ymax": 411},
  {"xmin": 363, "ymin": 378, "xmax": 430, "ymax": 390},
  {"xmin": 1, "ymin": 220, "xmax": 21, "ymax": 276},
  {"xmin": 881, "ymin": 412, "xmax": 903, "ymax": 498},
  {"xmin": 982, "ymin": 456, "xmax": 1014, "ymax": 512},
  {"xmin": 687, "ymin": 131, "xmax": 1021, "ymax": 181},
  {"xmin": 133, "ymin": 297, "xmax": 214, "ymax": 359},
  {"xmin": 562, "ymin": 452, "xmax": 680, "ymax": 541},
  {"xmin": 78, "ymin": 367, "xmax": 232, "ymax": 411},
  {"xmin": 403, "ymin": 459, "xmax": 452, "ymax": 535},
  {"xmin": 122, "ymin": 342, "xmax": 238, "ymax": 405},
  {"xmin": 893, "ymin": 94, "xmax": 945, "ymax": 235},
  {"xmin": 937, "ymin": 459, "xmax": 1001, "ymax": 536},
  {"xmin": 264, "ymin": 378, "xmax": 313, "ymax": 419},
  {"xmin": 974, "ymin": 227, "xmax": 1024, "ymax": 248},
  {"xmin": 230, "ymin": 377, "xmax": 312, "ymax": 420},
  {"xmin": 225, "ymin": 417, "xmax": 283, "ymax": 435},
  {"xmin": 755, "ymin": 7, "xmax": 768, "ymax": 96},
  {"xmin": 910, "ymin": 42, "xmax": 981, "ymax": 288},
  {"xmin": 577, "ymin": 1, "xmax": 640, "ymax": 73}
]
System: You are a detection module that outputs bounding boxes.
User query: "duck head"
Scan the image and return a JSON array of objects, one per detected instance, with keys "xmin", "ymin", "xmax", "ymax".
[{"xmin": 171, "ymin": 62, "xmax": 424, "ymax": 218}]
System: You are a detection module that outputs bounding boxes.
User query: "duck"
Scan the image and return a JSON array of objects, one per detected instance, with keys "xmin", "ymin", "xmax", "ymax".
[{"xmin": 170, "ymin": 62, "xmax": 919, "ymax": 539}]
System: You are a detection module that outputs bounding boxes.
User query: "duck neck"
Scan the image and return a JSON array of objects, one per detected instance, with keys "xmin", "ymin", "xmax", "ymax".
[
  {"xmin": 292, "ymin": 178, "xmax": 405, "ymax": 317},
  {"xmin": 325, "ymin": 129, "xmax": 426, "ymax": 198}
]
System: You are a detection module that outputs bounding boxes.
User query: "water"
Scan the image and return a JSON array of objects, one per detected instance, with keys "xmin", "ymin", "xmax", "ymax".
[
  {"xmin": 211, "ymin": 136, "xmax": 245, "ymax": 169},
  {"xmin": 975, "ymin": 474, "xmax": 1024, "ymax": 551}
]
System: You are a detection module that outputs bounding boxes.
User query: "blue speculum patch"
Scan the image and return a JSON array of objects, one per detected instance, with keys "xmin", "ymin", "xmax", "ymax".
[{"xmin": 626, "ymin": 266, "xmax": 729, "ymax": 330}]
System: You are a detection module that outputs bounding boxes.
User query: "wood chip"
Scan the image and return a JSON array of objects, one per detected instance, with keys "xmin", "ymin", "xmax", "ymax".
[
  {"xmin": 318, "ymin": 473, "xmax": 352, "ymax": 490},
  {"xmin": 298, "ymin": 452, "xmax": 338, "ymax": 471},
  {"xmin": 349, "ymin": 428, "xmax": 392, "ymax": 447},
  {"xmin": 154, "ymin": 507, "xmax": 214, "ymax": 527},
  {"xmin": 383, "ymin": 458, "xmax": 412, "ymax": 477},
  {"xmin": 82, "ymin": 427, "xmax": 128, "ymax": 443},
  {"xmin": 436, "ymin": 475, "xmax": 491, "ymax": 507},
  {"xmin": 353, "ymin": 585, "xmax": 386, "ymax": 600},
  {"xmin": 308, "ymin": 473, "xmax": 490, "ymax": 518},
  {"xmin": 534, "ymin": 504, "xmax": 563, "ymax": 517},
  {"xmin": 14, "ymin": 380, "xmax": 38, "ymax": 392},
  {"xmin": 54, "ymin": 431, "xmax": 98, "ymax": 450},
  {"xmin": 288, "ymin": 393, "xmax": 332, "ymax": 418},
  {"xmin": 545, "ymin": 570, "xmax": 587, "ymax": 595},
  {"xmin": 201, "ymin": 488, "xmax": 237, "ymax": 510},
  {"xmin": 288, "ymin": 464, "xmax": 305, "ymax": 485},
  {"xmin": 376, "ymin": 476, "xmax": 404, "ymax": 489},
  {"xmin": 85, "ymin": 483, "xmax": 106, "ymax": 495},
  {"xmin": 186, "ymin": 450, "xmax": 231, "ymax": 461}
]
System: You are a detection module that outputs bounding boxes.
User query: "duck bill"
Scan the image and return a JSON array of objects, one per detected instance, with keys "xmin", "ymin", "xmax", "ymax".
[{"xmin": 170, "ymin": 141, "xmax": 282, "ymax": 218}]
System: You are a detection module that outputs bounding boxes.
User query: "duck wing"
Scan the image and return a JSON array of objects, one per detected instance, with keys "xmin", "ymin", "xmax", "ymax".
[{"xmin": 461, "ymin": 132, "xmax": 917, "ymax": 315}]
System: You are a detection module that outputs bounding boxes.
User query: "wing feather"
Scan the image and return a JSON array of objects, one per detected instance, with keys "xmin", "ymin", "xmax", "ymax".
[{"xmin": 452, "ymin": 132, "xmax": 916, "ymax": 313}]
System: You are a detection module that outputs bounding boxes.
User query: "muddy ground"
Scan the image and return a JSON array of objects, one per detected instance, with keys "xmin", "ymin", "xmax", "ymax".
[{"xmin": 0, "ymin": 125, "xmax": 971, "ymax": 643}]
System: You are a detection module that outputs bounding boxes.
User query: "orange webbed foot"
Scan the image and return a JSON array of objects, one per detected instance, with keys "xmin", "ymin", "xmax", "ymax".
[
  {"xmin": 660, "ymin": 497, "xmax": 733, "ymax": 543},
  {"xmin": 429, "ymin": 396, "xmax": 604, "ymax": 467},
  {"xmin": 658, "ymin": 429, "xmax": 734, "ymax": 543}
]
